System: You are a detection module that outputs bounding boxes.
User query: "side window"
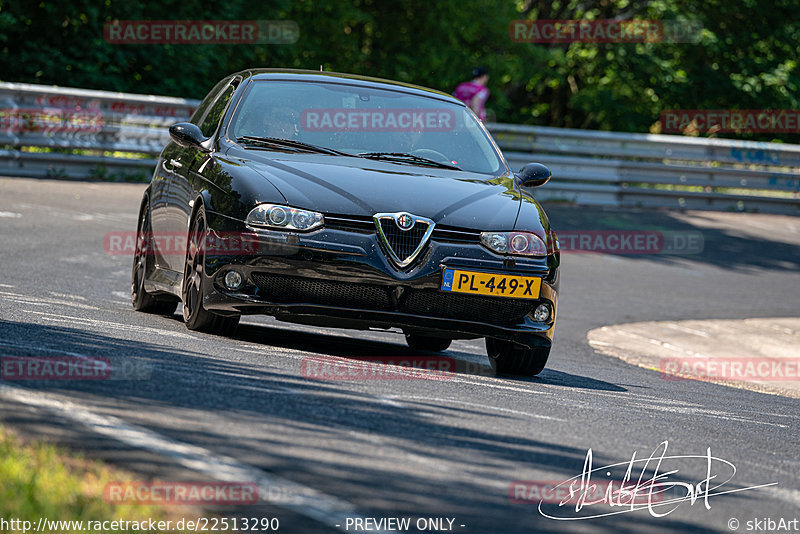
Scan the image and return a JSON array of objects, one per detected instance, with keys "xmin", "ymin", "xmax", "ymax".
[
  {"xmin": 189, "ymin": 77, "xmax": 231, "ymax": 125},
  {"xmin": 198, "ymin": 84, "xmax": 236, "ymax": 138}
]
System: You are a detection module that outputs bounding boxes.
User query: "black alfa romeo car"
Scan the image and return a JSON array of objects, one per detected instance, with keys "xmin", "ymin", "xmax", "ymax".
[{"xmin": 131, "ymin": 69, "xmax": 560, "ymax": 376}]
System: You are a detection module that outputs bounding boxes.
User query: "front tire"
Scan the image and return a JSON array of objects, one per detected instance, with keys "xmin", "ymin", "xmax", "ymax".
[
  {"xmin": 131, "ymin": 198, "xmax": 178, "ymax": 315},
  {"xmin": 485, "ymin": 338, "xmax": 550, "ymax": 376},
  {"xmin": 182, "ymin": 206, "xmax": 240, "ymax": 336}
]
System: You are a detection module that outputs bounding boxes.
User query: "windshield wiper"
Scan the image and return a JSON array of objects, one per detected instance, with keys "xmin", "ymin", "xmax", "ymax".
[
  {"xmin": 356, "ymin": 152, "xmax": 460, "ymax": 170},
  {"xmin": 236, "ymin": 136, "xmax": 350, "ymax": 156}
]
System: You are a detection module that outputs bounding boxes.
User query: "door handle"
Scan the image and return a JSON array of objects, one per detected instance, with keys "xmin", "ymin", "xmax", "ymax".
[{"xmin": 163, "ymin": 158, "xmax": 183, "ymax": 172}]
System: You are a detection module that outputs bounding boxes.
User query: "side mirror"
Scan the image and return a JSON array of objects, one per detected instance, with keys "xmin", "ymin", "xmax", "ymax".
[
  {"xmin": 169, "ymin": 122, "xmax": 209, "ymax": 150},
  {"xmin": 515, "ymin": 163, "xmax": 552, "ymax": 188}
]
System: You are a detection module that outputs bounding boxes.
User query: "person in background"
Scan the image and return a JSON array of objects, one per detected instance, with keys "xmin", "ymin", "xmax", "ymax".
[{"xmin": 453, "ymin": 66, "xmax": 490, "ymax": 121}]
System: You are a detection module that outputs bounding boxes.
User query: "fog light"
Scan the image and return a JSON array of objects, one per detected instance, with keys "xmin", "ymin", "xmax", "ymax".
[
  {"xmin": 224, "ymin": 270, "xmax": 243, "ymax": 291},
  {"xmin": 533, "ymin": 303, "xmax": 551, "ymax": 322}
]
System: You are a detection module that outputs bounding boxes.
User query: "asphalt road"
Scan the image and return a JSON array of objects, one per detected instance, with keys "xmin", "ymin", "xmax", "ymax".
[{"xmin": 1, "ymin": 177, "xmax": 799, "ymax": 534}]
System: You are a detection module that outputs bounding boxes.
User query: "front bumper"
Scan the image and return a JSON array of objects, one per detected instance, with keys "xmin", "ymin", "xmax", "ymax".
[{"xmin": 201, "ymin": 212, "xmax": 559, "ymax": 349}]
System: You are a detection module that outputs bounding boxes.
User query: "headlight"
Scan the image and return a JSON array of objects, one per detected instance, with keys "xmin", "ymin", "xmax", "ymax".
[
  {"xmin": 246, "ymin": 204, "xmax": 323, "ymax": 232},
  {"xmin": 480, "ymin": 231, "xmax": 547, "ymax": 256}
]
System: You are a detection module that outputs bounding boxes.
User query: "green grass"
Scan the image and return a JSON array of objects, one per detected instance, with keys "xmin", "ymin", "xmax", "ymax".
[
  {"xmin": 17, "ymin": 146, "xmax": 152, "ymax": 160},
  {"xmin": 1, "ymin": 145, "xmax": 153, "ymax": 182},
  {"xmin": 0, "ymin": 427, "xmax": 193, "ymax": 533},
  {"xmin": 628, "ymin": 182, "xmax": 797, "ymax": 199}
]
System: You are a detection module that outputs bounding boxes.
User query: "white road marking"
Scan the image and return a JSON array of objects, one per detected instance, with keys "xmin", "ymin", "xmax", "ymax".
[
  {"xmin": 25, "ymin": 311, "xmax": 200, "ymax": 340},
  {"xmin": 49, "ymin": 292, "xmax": 87, "ymax": 301},
  {"xmin": 228, "ymin": 346, "xmax": 309, "ymax": 357},
  {"xmin": 579, "ymin": 388, "xmax": 800, "ymax": 424},
  {"xmin": 0, "ymin": 339, "xmax": 88, "ymax": 358},
  {"xmin": 0, "ymin": 384, "xmax": 388, "ymax": 534},
  {"xmin": 0, "ymin": 284, "xmax": 14, "ymax": 288},
  {"xmin": 111, "ymin": 290, "xmax": 131, "ymax": 301},
  {"xmin": 394, "ymin": 395, "xmax": 567, "ymax": 422},
  {"xmin": 445, "ymin": 373, "xmax": 553, "ymax": 395},
  {"xmin": 375, "ymin": 396, "xmax": 406, "ymax": 408},
  {"xmin": 61, "ymin": 254, "xmax": 103, "ymax": 264},
  {"xmin": 625, "ymin": 401, "xmax": 788, "ymax": 429},
  {"xmin": 0, "ymin": 291, "xmax": 99, "ymax": 310},
  {"xmin": 0, "ymin": 211, "xmax": 22, "ymax": 218},
  {"xmin": 546, "ymin": 387, "xmax": 793, "ymax": 428}
]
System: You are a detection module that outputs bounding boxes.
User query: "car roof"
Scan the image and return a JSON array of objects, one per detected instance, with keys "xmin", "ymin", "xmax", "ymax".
[{"xmin": 234, "ymin": 68, "xmax": 463, "ymax": 105}]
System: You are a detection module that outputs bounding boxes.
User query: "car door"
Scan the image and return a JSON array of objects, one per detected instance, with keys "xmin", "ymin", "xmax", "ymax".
[
  {"xmin": 148, "ymin": 142, "xmax": 183, "ymax": 270},
  {"xmin": 163, "ymin": 80, "xmax": 238, "ymax": 272}
]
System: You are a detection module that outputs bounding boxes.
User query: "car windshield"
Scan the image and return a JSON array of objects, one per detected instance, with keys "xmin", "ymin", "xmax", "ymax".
[{"xmin": 228, "ymin": 80, "xmax": 506, "ymax": 174}]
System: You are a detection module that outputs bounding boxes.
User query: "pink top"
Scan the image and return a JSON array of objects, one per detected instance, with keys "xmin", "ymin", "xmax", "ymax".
[{"xmin": 453, "ymin": 81, "xmax": 489, "ymax": 121}]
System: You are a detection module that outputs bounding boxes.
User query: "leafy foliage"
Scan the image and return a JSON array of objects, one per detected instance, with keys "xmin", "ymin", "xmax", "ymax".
[{"xmin": 0, "ymin": 0, "xmax": 797, "ymax": 141}]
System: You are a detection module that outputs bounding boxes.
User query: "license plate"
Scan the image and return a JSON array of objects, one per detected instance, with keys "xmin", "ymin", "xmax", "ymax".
[{"xmin": 441, "ymin": 268, "xmax": 541, "ymax": 299}]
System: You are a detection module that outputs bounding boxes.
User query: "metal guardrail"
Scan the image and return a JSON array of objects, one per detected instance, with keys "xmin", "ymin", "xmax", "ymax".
[
  {"xmin": 492, "ymin": 124, "xmax": 800, "ymax": 214},
  {"xmin": 1, "ymin": 82, "xmax": 798, "ymax": 213},
  {"xmin": 0, "ymin": 82, "xmax": 197, "ymax": 180}
]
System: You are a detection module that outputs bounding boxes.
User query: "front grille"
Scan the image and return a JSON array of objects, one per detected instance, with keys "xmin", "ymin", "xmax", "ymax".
[
  {"xmin": 325, "ymin": 214, "xmax": 481, "ymax": 248},
  {"xmin": 379, "ymin": 219, "xmax": 430, "ymax": 261},
  {"xmin": 324, "ymin": 214, "xmax": 374, "ymax": 233},
  {"xmin": 431, "ymin": 225, "xmax": 481, "ymax": 244},
  {"xmin": 401, "ymin": 289, "xmax": 533, "ymax": 324},
  {"xmin": 251, "ymin": 273, "xmax": 393, "ymax": 310},
  {"xmin": 250, "ymin": 274, "xmax": 533, "ymax": 324}
]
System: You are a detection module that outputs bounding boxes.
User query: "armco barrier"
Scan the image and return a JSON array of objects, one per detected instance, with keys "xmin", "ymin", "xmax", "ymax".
[
  {"xmin": 0, "ymin": 81, "xmax": 197, "ymax": 179},
  {"xmin": 1, "ymin": 81, "xmax": 798, "ymax": 213},
  {"xmin": 492, "ymin": 124, "xmax": 800, "ymax": 214}
]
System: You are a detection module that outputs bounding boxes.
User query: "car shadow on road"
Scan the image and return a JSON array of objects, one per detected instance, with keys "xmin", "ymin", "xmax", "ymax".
[
  {"xmin": 231, "ymin": 321, "xmax": 627, "ymax": 393},
  {"xmin": 0, "ymin": 318, "xmax": 772, "ymax": 534},
  {"xmin": 162, "ymin": 313, "xmax": 625, "ymax": 392},
  {"xmin": 512, "ymin": 368, "xmax": 627, "ymax": 392}
]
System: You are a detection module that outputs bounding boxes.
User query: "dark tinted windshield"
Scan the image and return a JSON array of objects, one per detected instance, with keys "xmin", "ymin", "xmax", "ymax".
[{"xmin": 228, "ymin": 80, "xmax": 505, "ymax": 174}]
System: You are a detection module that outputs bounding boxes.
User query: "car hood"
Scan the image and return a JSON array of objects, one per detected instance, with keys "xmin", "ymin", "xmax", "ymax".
[{"xmin": 232, "ymin": 150, "xmax": 522, "ymax": 230}]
